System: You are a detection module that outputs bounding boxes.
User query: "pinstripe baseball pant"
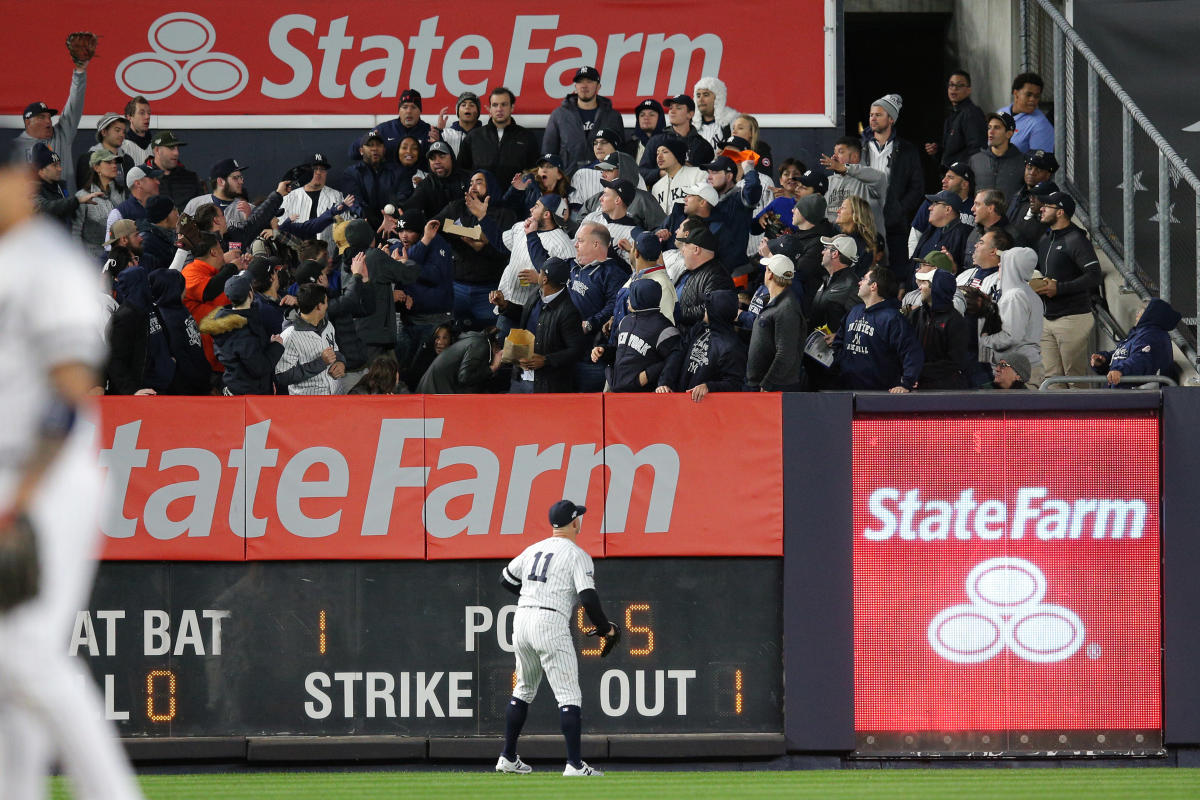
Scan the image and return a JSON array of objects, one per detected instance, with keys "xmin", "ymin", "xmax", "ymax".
[{"xmin": 512, "ymin": 608, "xmax": 582, "ymax": 708}]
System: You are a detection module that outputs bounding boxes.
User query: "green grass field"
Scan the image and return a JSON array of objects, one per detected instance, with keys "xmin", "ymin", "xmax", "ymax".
[{"xmin": 47, "ymin": 767, "xmax": 1200, "ymax": 800}]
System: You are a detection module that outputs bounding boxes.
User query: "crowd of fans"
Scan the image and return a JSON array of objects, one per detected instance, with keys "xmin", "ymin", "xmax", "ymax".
[{"xmin": 17, "ymin": 49, "xmax": 1182, "ymax": 397}]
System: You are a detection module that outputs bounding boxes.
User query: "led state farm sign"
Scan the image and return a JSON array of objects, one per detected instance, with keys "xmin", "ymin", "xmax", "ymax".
[
  {"xmin": 95, "ymin": 393, "xmax": 782, "ymax": 561},
  {"xmin": 1, "ymin": 2, "xmax": 835, "ymax": 126},
  {"xmin": 852, "ymin": 413, "xmax": 1161, "ymax": 754}
]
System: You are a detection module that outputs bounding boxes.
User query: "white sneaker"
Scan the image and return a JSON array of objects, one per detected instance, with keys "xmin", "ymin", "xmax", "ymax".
[
  {"xmin": 495, "ymin": 754, "xmax": 532, "ymax": 774},
  {"xmin": 563, "ymin": 761, "xmax": 604, "ymax": 776}
]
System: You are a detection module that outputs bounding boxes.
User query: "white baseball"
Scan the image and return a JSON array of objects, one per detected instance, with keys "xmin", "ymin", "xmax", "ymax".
[{"xmin": 383, "ymin": 204, "xmax": 396, "ymax": 216}]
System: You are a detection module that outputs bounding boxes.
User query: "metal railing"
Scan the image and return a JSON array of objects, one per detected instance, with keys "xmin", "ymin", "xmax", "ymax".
[
  {"xmin": 1039, "ymin": 375, "xmax": 1177, "ymax": 391},
  {"xmin": 1023, "ymin": 0, "xmax": 1200, "ymax": 370}
]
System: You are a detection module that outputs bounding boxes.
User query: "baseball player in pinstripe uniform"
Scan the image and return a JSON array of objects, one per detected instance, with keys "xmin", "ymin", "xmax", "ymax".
[
  {"xmin": 497, "ymin": 500, "xmax": 617, "ymax": 777},
  {"xmin": 0, "ymin": 155, "xmax": 144, "ymax": 799}
]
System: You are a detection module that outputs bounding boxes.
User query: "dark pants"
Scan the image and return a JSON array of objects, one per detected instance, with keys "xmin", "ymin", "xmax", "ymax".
[{"xmin": 454, "ymin": 282, "xmax": 497, "ymax": 331}]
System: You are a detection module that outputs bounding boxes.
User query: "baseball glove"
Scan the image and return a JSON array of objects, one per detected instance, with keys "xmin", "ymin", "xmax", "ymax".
[
  {"xmin": 0, "ymin": 514, "xmax": 40, "ymax": 612},
  {"xmin": 65, "ymin": 31, "xmax": 98, "ymax": 67},
  {"xmin": 587, "ymin": 624, "xmax": 620, "ymax": 658}
]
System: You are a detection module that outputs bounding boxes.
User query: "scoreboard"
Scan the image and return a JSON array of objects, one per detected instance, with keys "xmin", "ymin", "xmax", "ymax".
[{"xmin": 73, "ymin": 559, "xmax": 783, "ymax": 738}]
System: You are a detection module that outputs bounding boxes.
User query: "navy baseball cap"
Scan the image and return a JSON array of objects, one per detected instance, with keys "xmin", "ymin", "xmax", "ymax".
[
  {"xmin": 32, "ymin": 143, "xmax": 60, "ymax": 169},
  {"xmin": 798, "ymin": 169, "xmax": 828, "ymax": 193},
  {"xmin": 549, "ymin": 499, "xmax": 586, "ymax": 527},
  {"xmin": 1031, "ymin": 179, "xmax": 1060, "ymax": 198},
  {"xmin": 702, "ymin": 155, "xmax": 738, "ymax": 174},
  {"xmin": 538, "ymin": 194, "xmax": 564, "ymax": 216},
  {"xmin": 23, "ymin": 101, "xmax": 57, "ymax": 120},
  {"xmin": 634, "ymin": 230, "xmax": 662, "ymax": 261},
  {"xmin": 211, "ymin": 158, "xmax": 248, "ymax": 180},
  {"xmin": 1025, "ymin": 149, "xmax": 1059, "ymax": 171},
  {"xmin": 310, "ymin": 152, "xmax": 333, "ymax": 168},
  {"xmin": 663, "ymin": 94, "xmax": 695, "ymax": 111},
  {"xmin": 600, "ymin": 178, "xmax": 636, "ymax": 207},
  {"xmin": 945, "ymin": 160, "xmax": 974, "ymax": 183},
  {"xmin": 396, "ymin": 212, "xmax": 425, "ymax": 232},
  {"xmin": 224, "ymin": 273, "xmax": 252, "ymax": 305},
  {"xmin": 987, "ymin": 111, "xmax": 1017, "ymax": 131},
  {"xmin": 573, "ymin": 66, "xmax": 601, "ymax": 83},
  {"xmin": 635, "ymin": 98, "xmax": 664, "ymax": 117},
  {"xmin": 593, "ymin": 128, "xmax": 622, "ymax": 145},
  {"xmin": 542, "ymin": 257, "xmax": 572, "ymax": 287},
  {"xmin": 924, "ymin": 189, "xmax": 964, "ymax": 214},
  {"xmin": 536, "ymin": 152, "xmax": 564, "ymax": 169},
  {"xmin": 1041, "ymin": 191, "xmax": 1076, "ymax": 217}
]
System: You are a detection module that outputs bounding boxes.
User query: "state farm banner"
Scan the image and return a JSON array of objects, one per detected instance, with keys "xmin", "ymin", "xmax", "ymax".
[
  {"xmin": 95, "ymin": 394, "xmax": 782, "ymax": 560},
  {"xmin": 852, "ymin": 413, "xmax": 1161, "ymax": 753},
  {"xmin": 3, "ymin": 2, "xmax": 835, "ymax": 127},
  {"xmin": 603, "ymin": 393, "xmax": 783, "ymax": 557}
]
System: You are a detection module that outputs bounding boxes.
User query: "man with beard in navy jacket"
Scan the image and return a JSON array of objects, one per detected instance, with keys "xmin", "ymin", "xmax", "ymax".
[
  {"xmin": 674, "ymin": 289, "xmax": 747, "ymax": 401},
  {"xmin": 590, "ymin": 279, "xmax": 681, "ymax": 392},
  {"xmin": 832, "ymin": 267, "xmax": 923, "ymax": 392}
]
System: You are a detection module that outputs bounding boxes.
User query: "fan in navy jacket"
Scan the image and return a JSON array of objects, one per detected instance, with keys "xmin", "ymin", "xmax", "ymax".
[
  {"xmin": 591, "ymin": 279, "xmax": 681, "ymax": 392},
  {"xmin": 1091, "ymin": 298, "xmax": 1181, "ymax": 387},
  {"xmin": 833, "ymin": 267, "xmax": 923, "ymax": 392},
  {"xmin": 674, "ymin": 289, "xmax": 747, "ymax": 401}
]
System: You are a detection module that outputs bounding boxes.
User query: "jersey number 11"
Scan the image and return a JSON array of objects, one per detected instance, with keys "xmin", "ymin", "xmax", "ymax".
[{"xmin": 527, "ymin": 552, "xmax": 553, "ymax": 582}]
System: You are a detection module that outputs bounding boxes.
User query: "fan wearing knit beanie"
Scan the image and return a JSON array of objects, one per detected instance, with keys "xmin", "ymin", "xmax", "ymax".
[{"xmin": 861, "ymin": 92, "xmax": 925, "ymax": 288}]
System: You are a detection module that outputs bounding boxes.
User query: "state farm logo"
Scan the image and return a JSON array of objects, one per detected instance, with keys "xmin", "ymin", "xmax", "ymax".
[
  {"xmin": 927, "ymin": 557, "xmax": 1086, "ymax": 664},
  {"xmin": 115, "ymin": 13, "xmax": 248, "ymax": 101}
]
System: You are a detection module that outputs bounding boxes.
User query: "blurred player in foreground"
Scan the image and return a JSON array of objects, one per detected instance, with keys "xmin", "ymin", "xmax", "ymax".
[
  {"xmin": 497, "ymin": 500, "xmax": 620, "ymax": 777},
  {"xmin": 0, "ymin": 153, "xmax": 144, "ymax": 799}
]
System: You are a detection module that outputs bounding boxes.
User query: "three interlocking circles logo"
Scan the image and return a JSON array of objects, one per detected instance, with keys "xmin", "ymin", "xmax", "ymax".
[
  {"xmin": 116, "ymin": 13, "xmax": 248, "ymax": 101},
  {"xmin": 927, "ymin": 557, "xmax": 1086, "ymax": 664}
]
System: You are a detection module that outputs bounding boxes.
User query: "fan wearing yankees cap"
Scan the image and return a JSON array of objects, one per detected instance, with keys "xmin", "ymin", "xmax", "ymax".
[
  {"xmin": 578, "ymin": 178, "xmax": 643, "ymax": 265},
  {"xmin": 700, "ymin": 153, "xmax": 762, "ymax": 273},
  {"xmin": 630, "ymin": 99, "xmax": 666, "ymax": 165},
  {"xmin": 1034, "ymin": 191, "xmax": 1101, "ymax": 387},
  {"xmin": 348, "ymin": 88, "xmax": 433, "ymax": 162},
  {"xmin": 1007, "ymin": 149, "xmax": 1060, "ymax": 246},
  {"xmin": 74, "ymin": 112, "xmax": 135, "ymax": 192},
  {"xmin": 403, "ymin": 140, "xmax": 471, "ymax": 221},
  {"xmin": 568, "ymin": 129, "xmax": 629, "ymax": 211},
  {"xmin": 673, "ymin": 220, "xmax": 735, "ymax": 328},
  {"xmin": 13, "ymin": 44, "xmax": 90, "ymax": 189},
  {"xmin": 590, "ymin": 278, "xmax": 681, "ymax": 393},
  {"xmin": 906, "ymin": 161, "xmax": 976, "ymax": 259},
  {"xmin": 33, "ymin": 144, "xmax": 98, "ymax": 230},
  {"xmin": 575, "ymin": 151, "xmax": 664, "ymax": 231},
  {"xmin": 390, "ymin": 212, "xmax": 456, "ymax": 370},
  {"xmin": 183, "ymin": 158, "xmax": 253, "ymax": 228},
  {"xmin": 490, "ymin": 256, "xmax": 585, "ymax": 393},
  {"xmin": 638, "ymin": 94, "xmax": 708, "ymax": 186},
  {"xmin": 543, "ymin": 66, "xmax": 626, "ymax": 176},
  {"xmin": 281, "ymin": 153, "xmax": 346, "ymax": 245},
  {"xmin": 343, "ymin": 129, "xmax": 409, "ymax": 232}
]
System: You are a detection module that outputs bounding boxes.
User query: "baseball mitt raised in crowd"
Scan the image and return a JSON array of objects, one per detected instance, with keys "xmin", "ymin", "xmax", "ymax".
[
  {"xmin": 587, "ymin": 623, "xmax": 621, "ymax": 658},
  {"xmin": 0, "ymin": 514, "xmax": 40, "ymax": 612},
  {"xmin": 65, "ymin": 31, "xmax": 98, "ymax": 67}
]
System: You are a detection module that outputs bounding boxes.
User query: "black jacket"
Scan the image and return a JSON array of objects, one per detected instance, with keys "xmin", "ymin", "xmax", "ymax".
[
  {"xmin": 152, "ymin": 160, "xmax": 204, "ymax": 213},
  {"xmin": 354, "ymin": 249, "xmax": 419, "ymax": 347},
  {"xmin": 675, "ymin": 257, "xmax": 735, "ymax": 328},
  {"xmin": 137, "ymin": 221, "xmax": 177, "ymax": 271},
  {"xmin": 327, "ymin": 272, "xmax": 375, "ymax": 370},
  {"xmin": 35, "ymin": 179, "xmax": 79, "ymax": 229},
  {"xmin": 862, "ymin": 132, "xmax": 924, "ymax": 232},
  {"xmin": 746, "ymin": 288, "xmax": 806, "ymax": 389},
  {"xmin": 910, "ymin": 271, "xmax": 973, "ymax": 389},
  {"xmin": 417, "ymin": 331, "xmax": 495, "ymax": 393},
  {"xmin": 940, "ymin": 97, "xmax": 987, "ymax": 169},
  {"xmin": 458, "ymin": 120, "xmax": 541, "ymax": 184},
  {"xmin": 809, "ymin": 267, "xmax": 863, "ymax": 333},
  {"xmin": 149, "ymin": 269, "xmax": 212, "ymax": 395},
  {"xmin": 435, "ymin": 170, "xmax": 518, "ymax": 284},
  {"xmin": 502, "ymin": 290, "xmax": 584, "ymax": 393},
  {"xmin": 674, "ymin": 290, "xmax": 747, "ymax": 392},
  {"xmin": 404, "ymin": 167, "xmax": 471, "ymax": 220},
  {"xmin": 1037, "ymin": 223, "xmax": 1101, "ymax": 319},
  {"xmin": 199, "ymin": 306, "xmax": 284, "ymax": 395},
  {"xmin": 767, "ymin": 220, "xmax": 836, "ymax": 317}
]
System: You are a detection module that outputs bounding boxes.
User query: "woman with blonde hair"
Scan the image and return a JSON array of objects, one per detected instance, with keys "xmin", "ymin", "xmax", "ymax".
[
  {"xmin": 730, "ymin": 114, "xmax": 774, "ymax": 179},
  {"xmin": 835, "ymin": 195, "xmax": 885, "ymax": 276}
]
